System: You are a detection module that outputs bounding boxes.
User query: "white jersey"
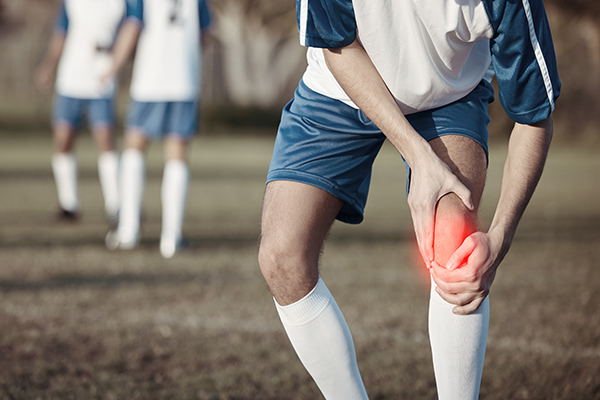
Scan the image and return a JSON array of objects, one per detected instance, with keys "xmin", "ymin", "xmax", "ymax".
[
  {"xmin": 303, "ymin": 1, "xmax": 493, "ymax": 115},
  {"xmin": 55, "ymin": 0, "xmax": 126, "ymax": 99},
  {"xmin": 129, "ymin": 0, "xmax": 209, "ymax": 102},
  {"xmin": 297, "ymin": 0, "xmax": 561, "ymax": 124}
]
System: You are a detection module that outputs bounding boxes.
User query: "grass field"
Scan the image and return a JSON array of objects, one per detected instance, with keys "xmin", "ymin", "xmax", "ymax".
[{"xmin": 0, "ymin": 132, "xmax": 599, "ymax": 400}]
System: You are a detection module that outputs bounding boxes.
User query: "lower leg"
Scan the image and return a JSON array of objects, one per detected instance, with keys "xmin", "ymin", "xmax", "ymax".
[
  {"xmin": 52, "ymin": 125, "xmax": 78, "ymax": 213},
  {"xmin": 427, "ymin": 136, "xmax": 488, "ymax": 399},
  {"xmin": 259, "ymin": 181, "xmax": 368, "ymax": 399},
  {"xmin": 117, "ymin": 132, "xmax": 147, "ymax": 245},
  {"xmin": 160, "ymin": 137, "xmax": 190, "ymax": 258},
  {"xmin": 429, "ymin": 279, "xmax": 489, "ymax": 400},
  {"xmin": 275, "ymin": 277, "xmax": 368, "ymax": 400},
  {"xmin": 93, "ymin": 126, "xmax": 120, "ymax": 220}
]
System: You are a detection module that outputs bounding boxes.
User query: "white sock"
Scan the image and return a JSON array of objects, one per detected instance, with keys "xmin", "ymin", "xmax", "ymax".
[
  {"xmin": 117, "ymin": 148, "xmax": 145, "ymax": 244},
  {"xmin": 428, "ymin": 277, "xmax": 489, "ymax": 400},
  {"xmin": 160, "ymin": 159, "xmax": 189, "ymax": 245},
  {"xmin": 98, "ymin": 151, "xmax": 120, "ymax": 220},
  {"xmin": 52, "ymin": 152, "xmax": 79, "ymax": 212},
  {"xmin": 275, "ymin": 277, "xmax": 368, "ymax": 400}
]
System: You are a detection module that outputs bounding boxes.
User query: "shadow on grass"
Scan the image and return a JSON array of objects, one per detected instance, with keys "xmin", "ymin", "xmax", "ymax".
[
  {"xmin": 514, "ymin": 215, "xmax": 600, "ymax": 242},
  {"xmin": 0, "ymin": 269, "xmax": 251, "ymax": 293}
]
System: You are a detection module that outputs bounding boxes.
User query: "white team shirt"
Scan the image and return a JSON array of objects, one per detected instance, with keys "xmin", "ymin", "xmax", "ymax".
[
  {"xmin": 302, "ymin": 0, "xmax": 494, "ymax": 114},
  {"xmin": 55, "ymin": 0, "xmax": 126, "ymax": 99},
  {"xmin": 297, "ymin": 0, "xmax": 561, "ymax": 124},
  {"xmin": 129, "ymin": 0, "xmax": 205, "ymax": 102}
]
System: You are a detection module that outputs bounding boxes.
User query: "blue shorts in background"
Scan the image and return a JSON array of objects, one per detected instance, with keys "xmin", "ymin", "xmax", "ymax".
[
  {"xmin": 53, "ymin": 94, "xmax": 116, "ymax": 130},
  {"xmin": 125, "ymin": 101, "xmax": 198, "ymax": 140},
  {"xmin": 267, "ymin": 79, "xmax": 494, "ymax": 224}
]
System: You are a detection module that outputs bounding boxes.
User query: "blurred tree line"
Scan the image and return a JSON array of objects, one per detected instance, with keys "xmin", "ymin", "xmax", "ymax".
[{"xmin": 0, "ymin": 0, "xmax": 598, "ymax": 142}]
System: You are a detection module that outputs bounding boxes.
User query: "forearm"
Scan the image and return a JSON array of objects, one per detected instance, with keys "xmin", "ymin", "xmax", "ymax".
[
  {"xmin": 324, "ymin": 39, "xmax": 476, "ymax": 264},
  {"xmin": 488, "ymin": 116, "xmax": 554, "ymax": 259},
  {"xmin": 323, "ymin": 40, "xmax": 434, "ymax": 167},
  {"xmin": 107, "ymin": 20, "xmax": 142, "ymax": 76},
  {"xmin": 39, "ymin": 32, "xmax": 65, "ymax": 74},
  {"xmin": 201, "ymin": 27, "xmax": 212, "ymax": 49}
]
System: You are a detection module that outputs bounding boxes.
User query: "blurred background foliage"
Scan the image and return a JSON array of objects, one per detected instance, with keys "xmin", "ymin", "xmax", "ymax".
[{"xmin": 0, "ymin": 0, "xmax": 598, "ymax": 143}]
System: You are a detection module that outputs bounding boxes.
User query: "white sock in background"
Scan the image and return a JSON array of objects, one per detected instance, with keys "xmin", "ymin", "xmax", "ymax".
[
  {"xmin": 97, "ymin": 150, "xmax": 120, "ymax": 221},
  {"xmin": 275, "ymin": 277, "xmax": 369, "ymax": 400},
  {"xmin": 52, "ymin": 152, "xmax": 79, "ymax": 213},
  {"xmin": 117, "ymin": 148, "xmax": 145, "ymax": 246},
  {"xmin": 160, "ymin": 159, "xmax": 189, "ymax": 258},
  {"xmin": 428, "ymin": 277, "xmax": 489, "ymax": 400}
]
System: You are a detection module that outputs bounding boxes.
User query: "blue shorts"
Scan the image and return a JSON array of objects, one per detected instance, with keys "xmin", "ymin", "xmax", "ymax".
[
  {"xmin": 267, "ymin": 79, "xmax": 494, "ymax": 224},
  {"xmin": 52, "ymin": 94, "xmax": 116, "ymax": 130},
  {"xmin": 125, "ymin": 101, "xmax": 198, "ymax": 140}
]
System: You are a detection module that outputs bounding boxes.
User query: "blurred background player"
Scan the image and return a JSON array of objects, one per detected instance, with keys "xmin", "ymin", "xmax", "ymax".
[
  {"xmin": 35, "ymin": 0, "xmax": 130, "ymax": 225},
  {"xmin": 104, "ymin": 0, "xmax": 212, "ymax": 258}
]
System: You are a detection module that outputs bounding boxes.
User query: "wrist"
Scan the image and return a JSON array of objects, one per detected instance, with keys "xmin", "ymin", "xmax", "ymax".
[
  {"xmin": 401, "ymin": 137, "xmax": 436, "ymax": 170},
  {"xmin": 487, "ymin": 225, "xmax": 513, "ymax": 260}
]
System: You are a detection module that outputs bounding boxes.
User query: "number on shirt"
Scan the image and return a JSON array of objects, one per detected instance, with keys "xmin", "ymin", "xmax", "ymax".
[{"xmin": 169, "ymin": 0, "xmax": 182, "ymax": 24}]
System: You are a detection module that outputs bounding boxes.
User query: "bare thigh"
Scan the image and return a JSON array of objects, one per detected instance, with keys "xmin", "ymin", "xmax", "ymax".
[
  {"xmin": 259, "ymin": 180, "xmax": 343, "ymax": 305},
  {"xmin": 429, "ymin": 135, "xmax": 487, "ymax": 266},
  {"xmin": 53, "ymin": 124, "xmax": 76, "ymax": 153}
]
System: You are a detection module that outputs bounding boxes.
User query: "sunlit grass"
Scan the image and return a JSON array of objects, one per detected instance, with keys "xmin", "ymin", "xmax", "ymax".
[{"xmin": 0, "ymin": 133, "xmax": 598, "ymax": 399}]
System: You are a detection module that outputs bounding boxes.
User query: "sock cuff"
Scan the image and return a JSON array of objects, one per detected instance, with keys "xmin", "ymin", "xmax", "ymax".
[
  {"xmin": 98, "ymin": 150, "xmax": 119, "ymax": 164},
  {"xmin": 52, "ymin": 152, "xmax": 77, "ymax": 165},
  {"xmin": 275, "ymin": 277, "xmax": 332, "ymax": 327},
  {"xmin": 165, "ymin": 158, "xmax": 188, "ymax": 169},
  {"xmin": 163, "ymin": 159, "xmax": 189, "ymax": 180},
  {"xmin": 122, "ymin": 148, "xmax": 144, "ymax": 161}
]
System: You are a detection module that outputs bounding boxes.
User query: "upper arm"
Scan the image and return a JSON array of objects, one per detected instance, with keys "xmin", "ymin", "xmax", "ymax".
[
  {"xmin": 296, "ymin": 0, "xmax": 356, "ymax": 48},
  {"xmin": 54, "ymin": 1, "xmax": 68, "ymax": 35},
  {"xmin": 199, "ymin": 0, "xmax": 211, "ymax": 30},
  {"xmin": 125, "ymin": 0, "xmax": 144, "ymax": 26},
  {"xmin": 483, "ymin": 0, "xmax": 561, "ymax": 125}
]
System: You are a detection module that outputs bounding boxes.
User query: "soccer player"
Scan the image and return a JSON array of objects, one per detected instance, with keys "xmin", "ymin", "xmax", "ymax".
[
  {"xmin": 35, "ymin": 0, "xmax": 129, "ymax": 224},
  {"xmin": 258, "ymin": 1, "xmax": 560, "ymax": 399},
  {"xmin": 103, "ymin": 0, "xmax": 211, "ymax": 259}
]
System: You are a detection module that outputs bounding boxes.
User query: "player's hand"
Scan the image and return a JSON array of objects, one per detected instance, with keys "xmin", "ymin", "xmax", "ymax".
[
  {"xmin": 99, "ymin": 68, "xmax": 116, "ymax": 91},
  {"xmin": 407, "ymin": 154, "xmax": 473, "ymax": 268},
  {"xmin": 430, "ymin": 231, "xmax": 503, "ymax": 315}
]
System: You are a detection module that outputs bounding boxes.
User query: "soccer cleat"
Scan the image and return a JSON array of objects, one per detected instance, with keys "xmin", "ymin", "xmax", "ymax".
[
  {"xmin": 57, "ymin": 208, "xmax": 79, "ymax": 223},
  {"xmin": 160, "ymin": 238, "xmax": 190, "ymax": 259},
  {"xmin": 105, "ymin": 229, "xmax": 139, "ymax": 251},
  {"xmin": 105, "ymin": 229, "xmax": 119, "ymax": 251}
]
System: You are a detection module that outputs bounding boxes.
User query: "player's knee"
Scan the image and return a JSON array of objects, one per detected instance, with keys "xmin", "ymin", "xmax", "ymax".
[
  {"xmin": 433, "ymin": 194, "xmax": 478, "ymax": 267},
  {"xmin": 258, "ymin": 235, "xmax": 292, "ymax": 281},
  {"xmin": 258, "ymin": 234, "xmax": 312, "ymax": 285},
  {"xmin": 257, "ymin": 236, "xmax": 277, "ymax": 277}
]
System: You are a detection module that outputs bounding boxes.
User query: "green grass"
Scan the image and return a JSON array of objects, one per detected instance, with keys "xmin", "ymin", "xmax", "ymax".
[{"xmin": 0, "ymin": 133, "xmax": 599, "ymax": 399}]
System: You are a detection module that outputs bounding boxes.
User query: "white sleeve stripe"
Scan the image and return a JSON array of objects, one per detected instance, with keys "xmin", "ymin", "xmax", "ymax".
[
  {"xmin": 299, "ymin": 0, "xmax": 308, "ymax": 46},
  {"xmin": 522, "ymin": 0, "xmax": 555, "ymax": 112}
]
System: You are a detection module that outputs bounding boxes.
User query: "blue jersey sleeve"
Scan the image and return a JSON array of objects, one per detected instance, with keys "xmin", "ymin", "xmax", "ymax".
[
  {"xmin": 296, "ymin": 0, "xmax": 356, "ymax": 48},
  {"xmin": 482, "ymin": 0, "xmax": 561, "ymax": 125},
  {"xmin": 198, "ymin": 0, "xmax": 211, "ymax": 30},
  {"xmin": 54, "ymin": 1, "xmax": 68, "ymax": 34},
  {"xmin": 125, "ymin": 0, "xmax": 144, "ymax": 25}
]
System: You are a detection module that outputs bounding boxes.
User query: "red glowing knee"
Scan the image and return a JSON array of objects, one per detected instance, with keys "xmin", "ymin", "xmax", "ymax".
[{"xmin": 433, "ymin": 210, "xmax": 477, "ymax": 268}]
